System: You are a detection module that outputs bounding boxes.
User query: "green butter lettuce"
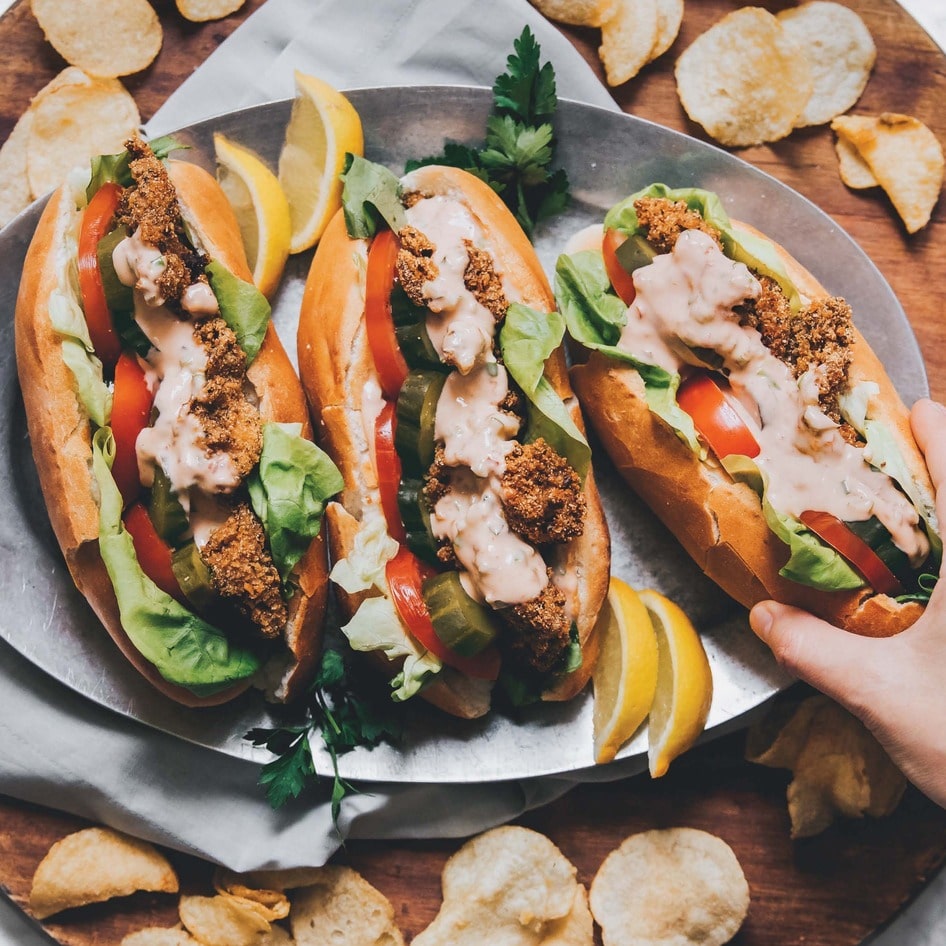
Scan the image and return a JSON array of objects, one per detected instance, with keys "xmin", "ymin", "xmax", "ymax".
[
  {"xmin": 247, "ymin": 422, "xmax": 344, "ymax": 584},
  {"xmin": 204, "ymin": 260, "xmax": 271, "ymax": 364},
  {"xmin": 499, "ymin": 303, "xmax": 591, "ymax": 479},
  {"xmin": 603, "ymin": 183, "xmax": 801, "ymax": 311},
  {"xmin": 340, "ymin": 154, "xmax": 407, "ymax": 239},
  {"xmin": 91, "ymin": 429, "xmax": 260, "ymax": 694},
  {"xmin": 86, "ymin": 135, "xmax": 183, "ymax": 201},
  {"xmin": 340, "ymin": 595, "xmax": 442, "ymax": 701},
  {"xmin": 554, "ymin": 249, "xmax": 702, "ymax": 455}
]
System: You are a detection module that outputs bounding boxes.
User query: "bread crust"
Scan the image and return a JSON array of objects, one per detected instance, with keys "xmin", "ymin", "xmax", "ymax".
[
  {"xmin": 570, "ymin": 220, "xmax": 930, "ymax": 637},
  {"xmin": 15, "ymin": 158, "xmax": 328, "ymax": 706},
  {"xmin": 298, "ymin": 165, "xmax": 610, "ymax": 717}
]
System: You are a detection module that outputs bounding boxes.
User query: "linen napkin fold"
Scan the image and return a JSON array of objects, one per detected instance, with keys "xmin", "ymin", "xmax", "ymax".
[{"xmin": 0, "ymin": 0, "xmax": 627, "ymax": 873}]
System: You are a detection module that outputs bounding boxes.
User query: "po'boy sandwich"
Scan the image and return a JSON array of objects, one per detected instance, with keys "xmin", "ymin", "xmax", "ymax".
[
  {"xmin": 15, "ymin": 135, "xmax": 342, "ymax": 706},
  {"xmin": 556, "ymin": 184, "xmax": 939, "ymax": 637},
  {"xmin": 298, "ymin": 158, "xmax": 610, "ymax": 719}
]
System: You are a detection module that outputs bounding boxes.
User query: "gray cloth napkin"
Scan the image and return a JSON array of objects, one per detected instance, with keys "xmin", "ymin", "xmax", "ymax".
[{"xmin": 0, "ymin": 0, "xmax": 625, "ymax": 873}]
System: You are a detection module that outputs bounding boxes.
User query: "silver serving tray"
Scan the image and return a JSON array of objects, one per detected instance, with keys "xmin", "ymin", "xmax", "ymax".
[{"xmin": 0, "ymin": 87, "xmax": 927, "ymax": 784}]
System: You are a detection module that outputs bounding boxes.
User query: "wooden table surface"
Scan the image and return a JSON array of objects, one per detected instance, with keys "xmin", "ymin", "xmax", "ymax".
[{"xmin": 1, "ymin": 1, "xmax": 945, "ymax": 944}]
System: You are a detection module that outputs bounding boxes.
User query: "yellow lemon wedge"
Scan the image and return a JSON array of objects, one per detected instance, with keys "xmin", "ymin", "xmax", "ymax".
[
  {"xmin": 640, "ymin": 588, "xmax": 713, "ymax": 778},
  {"xmin": 278, "ymin": 71, "xmax": 364, "ymax": 253},
  {"xmin": 213, "ymin": 133, "xmax": 291, "ymax": 299},
  {"xmin": 592, "ymin": 577, "xmax": 660, "ymax": 765}
]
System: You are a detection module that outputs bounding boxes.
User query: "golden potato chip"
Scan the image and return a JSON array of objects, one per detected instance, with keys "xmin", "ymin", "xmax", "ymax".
[
  {"xmin": 26, "ymin": 69, "xmax": 140, "ymax": 197},
  {"xmin": 122, "ymin": 926, "xmax": 201, "ymax": 946},
  {"xmin": 176, "ymin": 0, "xmax": 247, "ymax": 22},
  {"xmin": 832, "ymin": 112, "xmax": 944, "ymax": 233},
  {"xmin": 543, "ymin": 886, "xmax": 594, "ymax": 946},
  {"xmin": 29, "ymin": 827, "xmax": 178, "ymax": 920},
  {"xmin": 290, "ymin": 865, "xmax": 404, "ymax": 946},
  {"xmin": 675, "ymin": 7, "xmax": 814, "ymax": 147},
  {"xmin": 232, "ymin": 867, "xmax": 333, "ymax": 892},
  {"xmin": 179, "ymin": 895, "xmax": 272, "ymax": 946},
  {"xmin": 650, "ymin": 0, "xmax": 684, "ymax": 61},
  {"xmin": 835, "ymin": 134, "xmax": 879, "ymax": 190},
  {"xmin": 777, "ymin": 2, "xmax": 875, "ymax": 127},
  {"xmin": 213, "ymin": 868, "xmax": 291, "ymax": 921},
  {"xmin": 31, "ymin": 0, "xmax": 162, "ymax": 78},
  {"xmin": 0, "ymin": 109, "xmax": 33, "ymax": 227},
  {"xmin": 589, "ymin": 828, "xmax": 749, "ymax": 946},
  {"xmin": 528, "ymin": 0, "xmax": 618, "ymax": 27},
  {"xmin": 599, "ymin": 0, "xmax": 659, "ymax": 86}
]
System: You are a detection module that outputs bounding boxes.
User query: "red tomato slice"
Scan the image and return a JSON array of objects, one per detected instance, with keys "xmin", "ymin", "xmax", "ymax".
[
  {"xmin": 386, "ymin": 547, "xmax": 500, "ymax": 680},
  {"xmin": 800, "ymin": 511, "xmax": 904, "ymax": 597},
  {"xmin": 123, "ymin": 503, "xmax": 186, "ymax": 604},
  {"xmin": 677, "ymin": 372, "xmax": 761, "ymax": 460},
  {"xmin": 376, "ymin": 401, "xmax": 407, "ymax": 544},
  {"xmin": 365, "ymin": 228, "xmax": 408, "ymax": 400},
  {"xmin": 602, "ymin": 228, "xmax": 637, "ymax": 306},
  {"xmin": 111, "ymin": 353, "xmax": 154, "ymax": 507},
  {"xmin": 77, "ymin": 182, "xmax": 123, "ymax": 372}
]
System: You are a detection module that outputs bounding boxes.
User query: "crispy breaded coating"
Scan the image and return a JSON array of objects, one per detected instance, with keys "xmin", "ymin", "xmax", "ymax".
[
  {"xmin": 634, "ymin": 196, "xmax": 723, "ymax": 253},
  {"xmin": 190, "ymin": 317, "xmax": 262, "ymax": 480},
  {"xmin": 463, "ymin": 239, "xmax": 508, "ymax": 321},
  {"xmin": 396, "ymin": 225, "xmax": 438, "ymax": 307},
  {"xmin": 202, "ymin": 502, "xmax": 286, "ymax": 639},
  {"xmin": 501, "ymin": 439, "xmax": 585, "ymax": 546},
  {"xmin": 501, "ymin": 577, "xmax": 571, "ymax": 675},
  {"xmin": 117, "ymin": 135, "xmax": 207, "ymax": 305}
]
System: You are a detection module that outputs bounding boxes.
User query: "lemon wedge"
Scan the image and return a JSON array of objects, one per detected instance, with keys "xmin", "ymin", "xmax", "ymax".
[
  {"xmin": 278, "ymin": 71, "xmax": 364, "ymax": 253},
  {"xmin": 592, "ymin": 577, "xmax": 660, "ymax": 765},
  {"xmin": 640, "ymin": 589, "xmax": 713, "ymax": 778},
  {"xmin": 213, "ymin": 133, "xmax": 291, "ymax": 299}
]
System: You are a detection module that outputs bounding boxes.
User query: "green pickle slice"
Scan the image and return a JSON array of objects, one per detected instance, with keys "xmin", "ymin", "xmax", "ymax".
[{"xmin": 422, "ymin": 571, "xmax": 498, "ymax": 657}]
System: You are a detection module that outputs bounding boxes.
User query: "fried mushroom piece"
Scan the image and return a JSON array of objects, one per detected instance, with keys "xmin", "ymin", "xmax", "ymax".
[
  {"xmin": 501, "ymin": 577, "xmax": 571, "ymax": 675},
  {"xmin": 501, "ymin": 439, "xmax": 585, "ymax": 546},
  {"xmin": 201, "ymin": 502, "xmax": 286, "ymax": 639},
  {"xmin": 190, "ymin": 316, "xmax": 262, "ymax": 480},
  {"xmin": 463, "ymin": 239, "xmax": 508, "ymax": 320},
  {"xmin": 117, "ymin": 135, "xmax": 208, "ymax": 305},
  {"xmin": 396, "ymin": 225, "xmax": 438, "ymax": 307},
  {"xmin": 634, "ymin": 196, "xmax": 723, "ymax": 253}
]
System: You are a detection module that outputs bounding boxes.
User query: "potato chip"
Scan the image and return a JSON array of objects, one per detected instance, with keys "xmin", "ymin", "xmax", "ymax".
[
  {"xmin": 26, "ymin": 69, "xmax": 140, "ymax": 198},
  {"xmin": 179, "ymin": 895, "xmax": 272, "ymax": 946},
  {"xmin": 543, "ymin": 886, "xmax": 594, "ymax": 946},
  {"xmin": 650, "ymin": 0, "xmax": 684, "ymax": 61},
  {"xmin": 528, "ymin": 0, "xmax": 618, "ymax": 27},
  {"xmin": 835, "ymin": 134, "xmax": 879, "ymax": 190},
  {"xmin": 831, "ymin": 112, "xmax": 944, "ymax": 233},
  {"xmin": 777, "ymin": 2, "xmax": 875, "ymax": 127},
  {"xmin": 29, "ymin": 827, "xmax": 178, "ymax": 920},
  {"xmin": 176, "ymin": 0, "xmax": 247, "ymax": 22},
  {"xmin": 31, "ymin": 0, "xmax": 162, "ymax": 78},
  {"xmin": 122, "ymin": 926, "xmax": 202, "ymax": 946},
  {"xmin": 675, "ymin": 7, "xmax": 814, "ymax": 147},
  {"xmin": 599, "ymin": 0, "xmax": 659, "ymax": 86},
  {"xmin": 290, "ymin": 865, "xmax": 404, "ymax": 946},
  {"xmin": 0, "ymin": 109, "xmax": 33, "ymax": 228},
  {"xmin": 213, "ymin": 868, "xmax": 291, "ymax": 921},
  {"xmin": 589, "ymin": 828, "xmax": 749, "ymax": 946}
]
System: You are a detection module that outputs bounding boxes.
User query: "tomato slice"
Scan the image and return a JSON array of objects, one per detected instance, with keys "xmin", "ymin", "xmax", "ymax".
[
  {"xmin": 677, "ymin": 372, "xmax": 761, "ymax": 460},
  {"xmin": 77, "ymin": 182, "xmax": 123, "ymax": 372},
  {"xmin": 365, "ymin": 228, "xmax": 408, "ymax": 400},
  {"xmin": 376, "ymin": 401, "xmax": 407, "ymax": 545},
  {"xmin": 800, "ymin": 511, "xmax": 905, "ymax": 597},
  {"xmin": 111, "ymin": 353, "xmax": 154, "ymax": 507},
  {"xmin": 602, "ymin": 228, "xmax": 637, "ymax": 306},
  {"xmin": 386, "ymin": 547, "xmax": 500, "ymax": 680},
  {"xmin": 123, "ymin": 503, "xmax": 186, "ymax": 604}
]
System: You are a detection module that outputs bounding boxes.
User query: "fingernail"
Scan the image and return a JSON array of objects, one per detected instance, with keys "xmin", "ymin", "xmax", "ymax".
[{"xmin": 749, "ymin": 602, "xmax": 774, "ymax": 639}]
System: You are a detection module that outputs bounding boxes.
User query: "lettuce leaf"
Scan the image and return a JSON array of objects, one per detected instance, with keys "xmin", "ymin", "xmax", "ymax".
[
  {"xmin": 330, "ymin": 509, "xmax": 399, "ymax": 596},
  {"xmin": 86, "ymin": 136, "xmax": 183, "ymax": 202},
  {"xmin": 247, "ymin": 423, "xmax": 344, "ymax": 583},
  {"xmin": 91, "ymin": 429, "xmax": 260, "ymax": 694},
  {"xmin": 205, "ymin": 261, "xmax": 270, "ymax": 364},
  {"xmin": 555, "ymin": 249, "xmax": 702, "ymax": 455},
  {"xmin": 499, "ymin": 303, "xmax": 591, "ymax": 479},
  {"xmin": 340, "ymin": 154, "xmax": 407, "ymax": 239}
]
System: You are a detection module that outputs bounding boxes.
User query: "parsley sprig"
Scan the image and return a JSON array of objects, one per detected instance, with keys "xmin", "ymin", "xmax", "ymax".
[
  {"xmin": 246, "ymin": 649, "xmax": 400, "ymax": 824},
  {"xmin": 405, "ymin": 25, "xmax": 570, "ymax": 239}
]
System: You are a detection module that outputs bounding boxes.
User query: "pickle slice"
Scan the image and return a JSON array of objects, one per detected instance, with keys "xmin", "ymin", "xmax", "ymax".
[
  {"xmin": 422, "ymin": 571, "xmax": 499, "ymax": 657},
  {"xmin": 171, "ymin": 542, "xmax": 216, "ymax": 610},
  {"xmin": 148, "ymin": 467, "xmax": 189, "ymax": 546},
  {"xmin": 397, "ymin": 478, "xmax": 439, "ymax": 565},
  {"xmin": 97, "ymin": 227, "xmax": 133, "ymax": 316},
  {"xmin": 396, "ymin": 370, "xmax": 446, "ymax": 476}
]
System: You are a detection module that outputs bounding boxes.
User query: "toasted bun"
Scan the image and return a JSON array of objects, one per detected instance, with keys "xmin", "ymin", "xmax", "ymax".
[
  {"xmin": 571, "ymin": 220, "xmax": 930, "ymax": 637},
  {"xmin": 14, "ymin": 158, "xmax": 328, "ymax": 706},
  {"xmin": 299, "ymin": 165, "xmax": 609, "ymax": 717}
]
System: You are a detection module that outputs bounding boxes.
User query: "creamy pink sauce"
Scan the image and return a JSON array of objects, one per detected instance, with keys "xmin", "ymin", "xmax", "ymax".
[
  {"xmin": 621, "ymin": 229, "xmax": 928, "ymax": 564},
  {"xmin": 113, "ymin": 230, "xmax": 168, "ymax": 307}
]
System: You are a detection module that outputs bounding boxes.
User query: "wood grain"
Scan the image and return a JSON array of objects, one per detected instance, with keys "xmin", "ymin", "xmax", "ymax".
[{"xmin": 1, "ymin": 0, "xmax": 945, "ymax": 944}]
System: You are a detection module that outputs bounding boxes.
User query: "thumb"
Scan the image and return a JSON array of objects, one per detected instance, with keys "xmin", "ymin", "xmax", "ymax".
[{"xmin": 750, "ymin": 600, "xmax": 886, "ymax": 714}]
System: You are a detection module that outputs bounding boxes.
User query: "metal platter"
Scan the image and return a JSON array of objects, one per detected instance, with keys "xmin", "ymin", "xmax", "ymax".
[{"xmin": 0, "ymin": 87, "xmax": 927, "ymax": 783}]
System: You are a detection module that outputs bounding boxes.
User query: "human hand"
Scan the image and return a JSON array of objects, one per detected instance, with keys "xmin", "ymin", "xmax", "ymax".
[{"xmin": 749, "ymin": 398, "xmax": 946, "ymax": 808}]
